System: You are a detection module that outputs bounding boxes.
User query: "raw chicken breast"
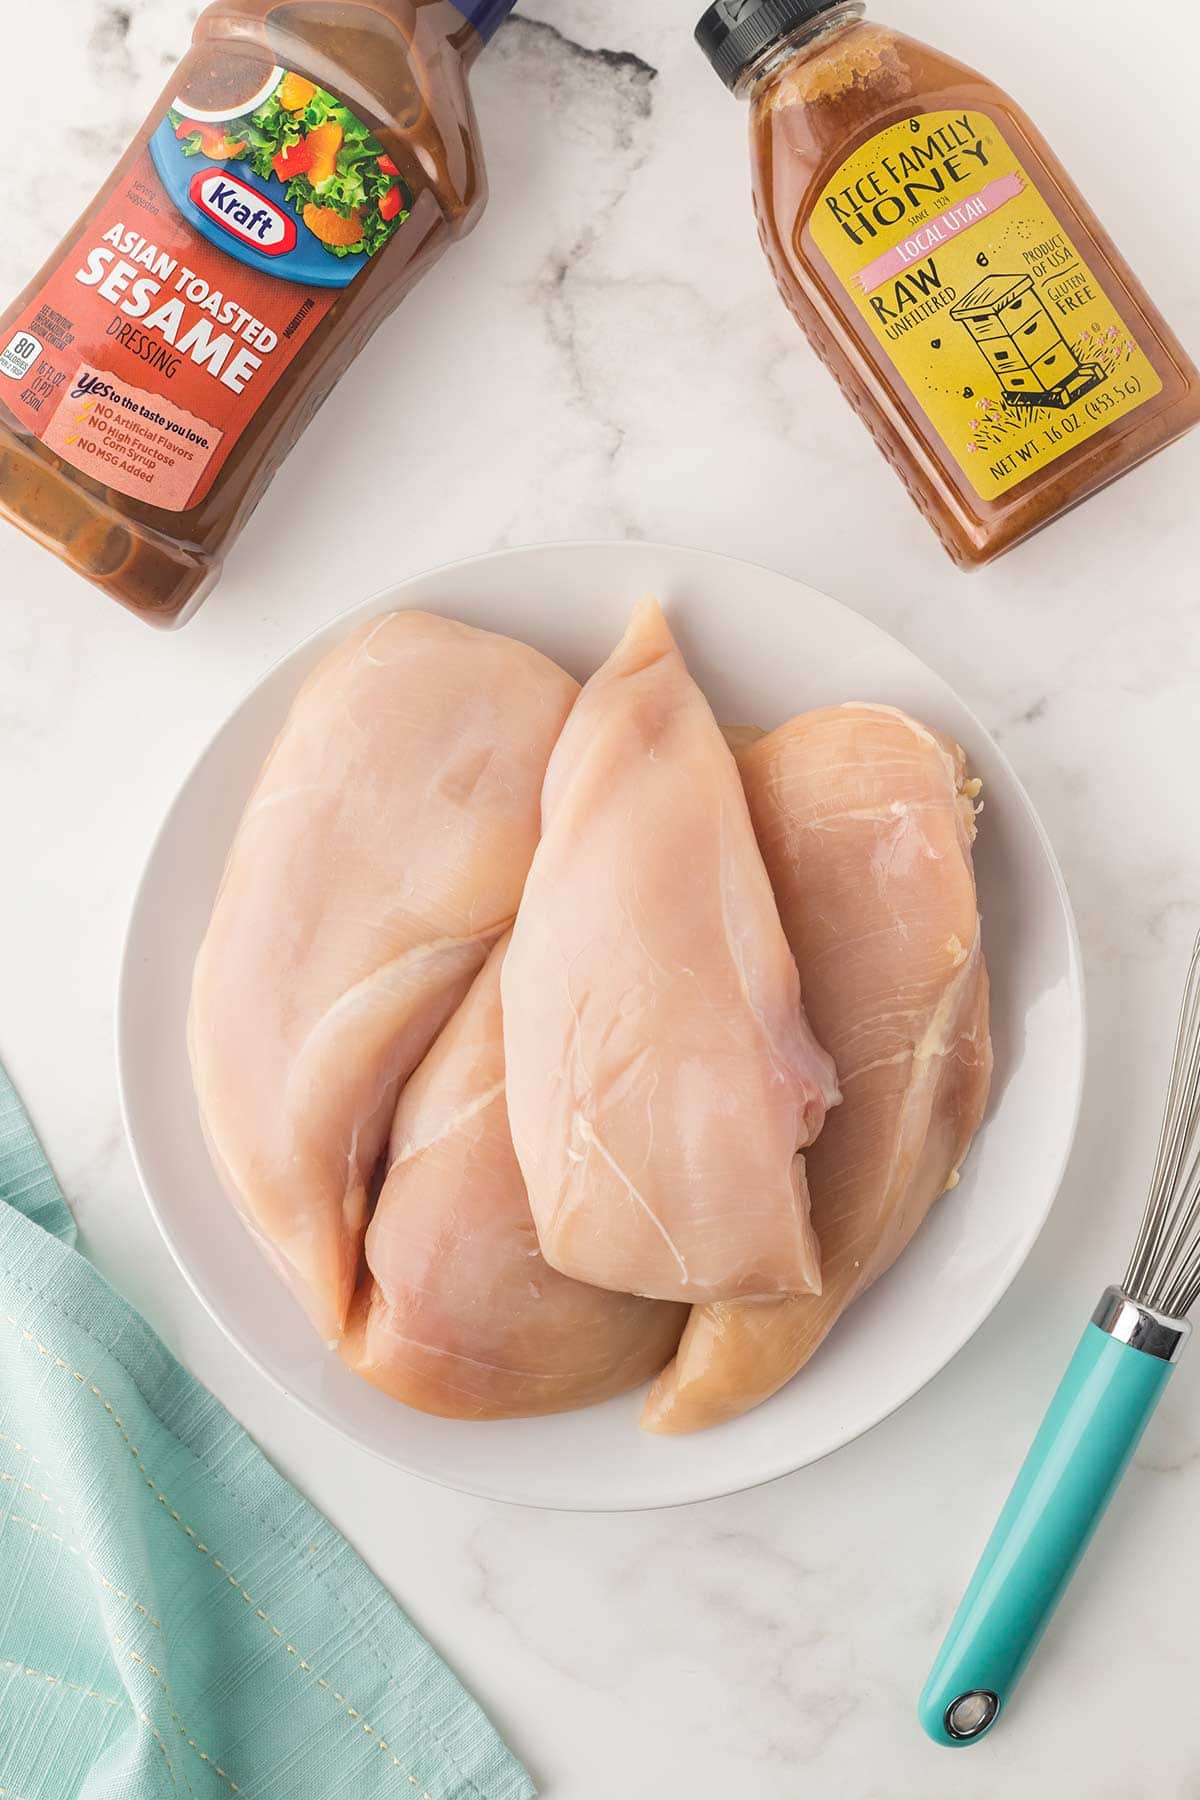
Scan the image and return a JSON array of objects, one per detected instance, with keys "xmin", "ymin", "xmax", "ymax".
[
  {"xmin": 643, "ymin": 704, "xmax": 992, "ymax": 1432},
  {"xmin": 190, "ymin": 612, "xmax": 578, "ymax": 1344},
  {"xmin": 342, "ymin": 936, "xmax": 686, "ymax": 1418},
  {"xmin": 502, "ymin": 598, "xmax": 840, "ymax": 1305}
]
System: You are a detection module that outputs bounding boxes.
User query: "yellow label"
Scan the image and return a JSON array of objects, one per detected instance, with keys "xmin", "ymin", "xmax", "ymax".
[{"xmin": 808, "ymin": 111, "xmax": 1161, "ymax": 499}]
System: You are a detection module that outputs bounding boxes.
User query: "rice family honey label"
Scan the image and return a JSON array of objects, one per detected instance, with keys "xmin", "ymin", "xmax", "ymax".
[{"xmin": 807, "ymin": 111, "xmax": 1161, "ymax": 499}]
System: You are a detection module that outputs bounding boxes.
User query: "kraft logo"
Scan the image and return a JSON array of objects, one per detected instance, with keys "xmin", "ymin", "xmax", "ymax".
[{"xmin": 188, "ymin": 170, "xmax": 297, "ymax": 255}]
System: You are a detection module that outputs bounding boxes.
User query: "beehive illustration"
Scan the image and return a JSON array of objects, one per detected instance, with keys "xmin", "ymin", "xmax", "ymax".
[{"xmin": 949, "ymin": 274, "xmax": 1104, "ymax": 409}]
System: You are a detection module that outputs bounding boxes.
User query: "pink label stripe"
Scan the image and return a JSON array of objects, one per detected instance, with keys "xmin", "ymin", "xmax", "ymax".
[{"xmin": 853, "ymin": 174, "xmax": 1026, "ymax": 294}]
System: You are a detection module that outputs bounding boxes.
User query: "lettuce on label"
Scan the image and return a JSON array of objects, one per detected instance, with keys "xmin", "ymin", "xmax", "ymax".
[{"xmin": 168, "ymin": 73, "xmax": 409, "ymax": 259}]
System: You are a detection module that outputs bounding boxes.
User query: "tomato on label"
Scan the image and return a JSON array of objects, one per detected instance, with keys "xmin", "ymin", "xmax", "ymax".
[
  {"xmin": 176, "ymin": 118, "xmax": 246, "ymax": 158},
  {"xmin": 272, "ymin": 137, "xmax": 315, "ymax": 180},
  {"xmin": 376, "ymin": 153, "xmax": 399, "ymax": 176},
  {"xmin": 379, "ymin": 184, "xmax": 402, "ymax": 221}
]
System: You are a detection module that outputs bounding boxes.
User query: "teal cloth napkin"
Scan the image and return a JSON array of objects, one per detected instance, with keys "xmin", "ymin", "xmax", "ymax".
[{"xmin": 0, "ymin": 1064, "xmax": 534, "ymax": 1800}]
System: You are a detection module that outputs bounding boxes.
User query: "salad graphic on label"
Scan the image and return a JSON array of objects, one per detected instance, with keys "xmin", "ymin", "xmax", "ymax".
[{"xmin": 150, "ymin": 67, "xmax": 410, "ymax": 285}]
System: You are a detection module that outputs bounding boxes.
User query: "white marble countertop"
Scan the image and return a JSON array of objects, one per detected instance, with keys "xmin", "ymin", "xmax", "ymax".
[{"xmin": 2, "ymin": 0, "xmax": 1200, "ymax": 1793}]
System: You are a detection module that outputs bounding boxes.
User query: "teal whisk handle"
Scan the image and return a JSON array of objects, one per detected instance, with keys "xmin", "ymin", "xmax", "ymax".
[{"xmin": 919, "ymin": 1288, "xmax": 1189, "ymax": 1746}]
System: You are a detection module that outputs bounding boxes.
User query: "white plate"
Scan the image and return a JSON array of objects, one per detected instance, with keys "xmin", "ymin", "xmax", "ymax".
[{"xmin": 118, "ymin": 542, "xmax": 1084, "ymax": 1511}]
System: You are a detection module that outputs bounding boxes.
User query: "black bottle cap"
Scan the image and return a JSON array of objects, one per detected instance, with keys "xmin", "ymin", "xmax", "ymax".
[{"xmin": 695, "ymin": 0, "xmax": 840, "ymax": 91}]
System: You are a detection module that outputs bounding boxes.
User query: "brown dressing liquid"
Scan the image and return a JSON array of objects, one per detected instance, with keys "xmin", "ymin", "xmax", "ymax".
[
  {"xmin": 0, "ymin": 0, "xmax": 487, "ymax": 624},
  {"xmin": 747, "ymin": 5, "xmax": 1200, "ymax": 564},
  {"xmin": 176, "ymin": 48, "xmax": 278, "ymax": 114}
]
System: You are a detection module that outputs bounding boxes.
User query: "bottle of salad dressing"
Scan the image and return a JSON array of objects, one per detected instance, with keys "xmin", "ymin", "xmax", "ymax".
[
  {"xmin": 697, "ymin": 0, "xmax": 1200, "ymax": 565},
  {"xmin": 0, "ymin": 0, "xmax": 517, "ymax": 625}
]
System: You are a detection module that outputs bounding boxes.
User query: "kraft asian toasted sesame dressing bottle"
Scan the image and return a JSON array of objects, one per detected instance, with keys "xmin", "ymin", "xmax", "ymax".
[
  {"xmin": 696, "ymin": 0, "xmax": 1200, "ymax": 565},
  {"xmin": 0, "ymin": 0, "xmax": 518, "ymax": 625}
]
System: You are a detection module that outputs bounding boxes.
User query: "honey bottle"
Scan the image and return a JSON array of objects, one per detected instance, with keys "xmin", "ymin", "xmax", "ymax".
[{"xmin": 696, "ymin": 0, "xmax": 1200, "ymax": 565}]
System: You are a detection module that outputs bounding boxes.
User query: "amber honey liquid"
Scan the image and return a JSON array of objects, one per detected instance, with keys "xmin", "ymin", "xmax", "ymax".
[{"xmin": 746, "ymin": 5, "xmax": 1200, "ymax": 564}]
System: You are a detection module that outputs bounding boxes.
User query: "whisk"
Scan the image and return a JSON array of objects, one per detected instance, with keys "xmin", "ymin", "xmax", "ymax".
[{"xmin": 920, "ymin": 931, "xmax": 1200, "ymax": 1746}]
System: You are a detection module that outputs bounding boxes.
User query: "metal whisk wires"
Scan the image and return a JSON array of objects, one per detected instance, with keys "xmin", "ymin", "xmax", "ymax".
[{"xmin": 1124, "ymin": 932, "xmax": 1200, "ymax": 1319}]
